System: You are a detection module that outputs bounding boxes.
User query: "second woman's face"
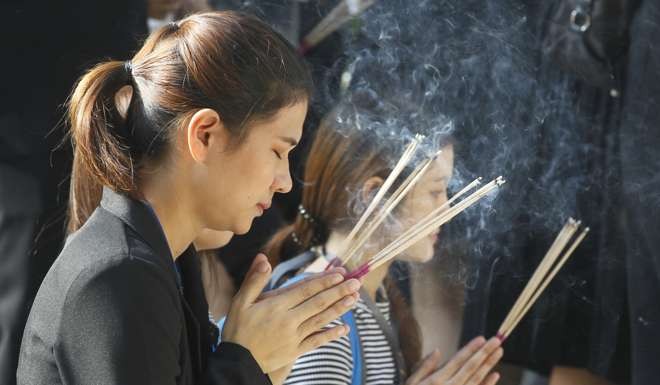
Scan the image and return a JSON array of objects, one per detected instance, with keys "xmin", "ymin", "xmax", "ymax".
[
  {"xmin": 396, "ymin": 144, "xmax": 454, "ymax": 263},
  {"xmin": 204, "ymin": 101, "xmax": 307, "ymax": 234}
]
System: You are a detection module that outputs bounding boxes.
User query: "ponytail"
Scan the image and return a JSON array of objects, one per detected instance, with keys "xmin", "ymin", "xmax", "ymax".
[{"xmin": 67, "ymin": 61, "xmax": 134, "ymax": 233}]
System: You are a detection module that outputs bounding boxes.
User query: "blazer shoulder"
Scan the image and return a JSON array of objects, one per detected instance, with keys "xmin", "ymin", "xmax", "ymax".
[{"xmin": 63, "ymin": 206, "xmax": 131, "ymax": 264}]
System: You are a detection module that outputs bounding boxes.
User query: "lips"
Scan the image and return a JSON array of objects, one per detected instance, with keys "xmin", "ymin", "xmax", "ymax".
[{"xmin": 256, "ymin": 201, "xmax": 272, "ymax": 214}]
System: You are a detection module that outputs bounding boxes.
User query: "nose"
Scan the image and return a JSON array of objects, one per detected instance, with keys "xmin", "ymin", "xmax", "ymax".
[
  {"xmin": 436, "ymin": 191, "xmax": 448, "ymax": 207},
  {"xmin": 272, "ymin": 164, "xmax": 293, "ymax": 194}
]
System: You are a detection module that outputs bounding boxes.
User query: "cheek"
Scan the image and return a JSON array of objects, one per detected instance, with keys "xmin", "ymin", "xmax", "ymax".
[{"xmin": 231, "ymin": 149, "xmax": 277, "ymax": 197}]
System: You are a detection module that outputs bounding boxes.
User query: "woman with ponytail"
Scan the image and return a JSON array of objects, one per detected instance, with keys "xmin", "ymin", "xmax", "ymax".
[
  {"xmin": 264, "ymin": 95, "xmax": 504, "ymax": 385},
  {"xmin": 18, "ymin": 12, "xmax": 362, "ymax": 385}
]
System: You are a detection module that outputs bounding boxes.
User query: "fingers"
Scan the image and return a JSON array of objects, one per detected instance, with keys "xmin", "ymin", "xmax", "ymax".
[
  {"xmin": 450, "ymin": 337, "xmax": 502, "ymax": 384},
  {"xmin": 466, "ymin": 348, "xmax": 502, "ymax": 385},
  {"xmin": 293, "ymin": 278, "xmax": 361, "ymax": 322},
  {"xmin": 298, "ymin": 292, "xmax": 360, "ymax": 336},
  {"xmin": 438, "ymin": 336, "xmax": 486, "ymax": 380},
  {"xmin": 478, "ymin": 372, "xmax": 500, "ymax": 385},
  {"xmin": 406, "ymin": 349, "xmax": 443, "ymax": 385},
  {"xmin": 274, "ymin": 271, "xmax": 353, "ymax": 309},
  {"xmin": 258, "ymin": 267, "xmax": 346, "ymax": 301},
  {"xmin": 233, "ymin": 254, "xmax": 272, "ymax": 307},
  {"xmin": 298, "ymin": 325, "xmax": 350, "ymax": 354}
]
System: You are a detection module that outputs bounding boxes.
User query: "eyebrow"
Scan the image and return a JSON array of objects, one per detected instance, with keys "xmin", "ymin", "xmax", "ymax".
[{"xmin": 278, "ymin": 136, "xmax": 299, "ymax": 147}]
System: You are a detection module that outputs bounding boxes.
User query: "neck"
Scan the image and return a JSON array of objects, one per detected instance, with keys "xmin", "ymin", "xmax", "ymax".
[
  {"xmin": 325, "ymin": 231, "xmax": 393, "ymax": 300},
  {"xmin": 141, "ymin": 170, "xmax": 200, "ymax": 261}
]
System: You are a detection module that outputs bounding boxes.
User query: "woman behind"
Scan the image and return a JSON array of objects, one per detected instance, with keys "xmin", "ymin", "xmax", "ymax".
[
  {"xmin": 265, "ymin": 99, "xmax": 503, "ymax": 385},
  {"xmin": 18, "ymin": 11, "xmax": 362, "ymax": 385}
]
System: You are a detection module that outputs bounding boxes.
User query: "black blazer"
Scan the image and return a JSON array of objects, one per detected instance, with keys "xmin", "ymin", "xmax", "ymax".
[{"xmin": 17, "ymin": 187, "xmax": 272, "ymax": 385}]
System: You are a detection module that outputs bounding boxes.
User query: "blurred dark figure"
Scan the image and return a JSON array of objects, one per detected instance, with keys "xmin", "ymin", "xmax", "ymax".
[
  {"xmin": 0, "ymin": 2, "xmax": 148, "ymax": 384},
  {"xmin": 461, "ymin": 1, "xmax": 660, "ymax": 385}
]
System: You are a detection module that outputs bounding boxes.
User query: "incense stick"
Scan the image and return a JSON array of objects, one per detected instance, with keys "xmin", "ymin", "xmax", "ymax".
[
  {"xmin": 338, "ymin": 135, "xmax": 423, "ymax": 266},
  {"xmin": 344, "ymin": 176, "xmax": 504, "ymax": 279},
  {"xmin": 300, "ymin": 0, "xmax": 377, "ymax": 55},
  {"xmin": 496, "ymin": 219, "xmax": 589, "ymax": 340},
  {"xmin": 368, "ymin": 177, "xmax": 504, "ymax": 270},
  {"xmin": 363, "ymin": 176, "xmax": 482, "ymax": 267},
  {"xmin": 341, "ymin": 151, "xmax": 440, "ymax": 264},
  {"xmin": 497, "ymin": 219, "xmax": 578, "ymax": 337},
  {"xmin": 503, "ymin": 227, "xmax": 590, "ymax": 339}
]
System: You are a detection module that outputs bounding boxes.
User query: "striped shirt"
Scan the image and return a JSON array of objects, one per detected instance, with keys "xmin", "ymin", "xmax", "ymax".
[{"xmin": 284, "ymin": 294, "xmax": 398, "ymax": 385}]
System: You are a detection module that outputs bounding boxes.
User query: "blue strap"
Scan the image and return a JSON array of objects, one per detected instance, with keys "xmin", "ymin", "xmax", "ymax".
[
  {"xmin": 267, "ymin": 251, "xmax": 316, "ymax": 290},
  {"xmin": 340, "ymin": 310, "xmax": 362, "ymax": 385}
]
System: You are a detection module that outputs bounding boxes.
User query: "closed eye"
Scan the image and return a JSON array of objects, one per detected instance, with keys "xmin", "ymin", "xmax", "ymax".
[
  {"xmin": 273, "ymin": 150, "xmax": 283, "ymax": 160},
  {"xmin": 430, "ymin": 189, "xmax": 446, "ymax": 197}
]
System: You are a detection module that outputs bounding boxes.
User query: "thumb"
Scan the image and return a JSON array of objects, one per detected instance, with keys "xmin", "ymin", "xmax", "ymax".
[{"xmin": 234, "ymin": 253, "xmax": 272, "ymax": 307}]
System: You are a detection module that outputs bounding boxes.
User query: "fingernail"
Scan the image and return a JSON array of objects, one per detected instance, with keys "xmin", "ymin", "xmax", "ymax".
[
  {"xmin": 342, "ymin": 325, "xmax": 350, "ymax": 335},
  {"xmin": 329, "ymin": 267, "xmax": 347, "ymax": 276},
  {"xmin": 473, "ymin": 336, "xmax": 486, "ymax": 345},
  {"xmin": 342, "ymin": 295, "xmax": 357, "ymax": 306},
  {"xmin": 489, "ymin": 337, "xmax": 502, "ymax": 346},
  {"xmin": 347, "ymin": 279, "xmax": 361, "ymax": 291},
  {"xmin": 256, "ymin": 261, "xmax": 270, "ymax": 273},
  {"xmin": 329, "ymin": 273, "xmax": 344, "ymax": 284}
]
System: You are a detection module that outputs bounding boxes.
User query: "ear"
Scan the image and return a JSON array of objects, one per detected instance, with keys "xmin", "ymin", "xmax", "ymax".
[
  {"xmin": 361, "ymin": 176, "xmax": 385, "ymax": 203},
  {"xmin": 114, "ymin": 85, "xmax": 133, "ymax": 119},
  {"xmin": 186, "ymin": 108, "xmax": 228, "ymax": 163}
]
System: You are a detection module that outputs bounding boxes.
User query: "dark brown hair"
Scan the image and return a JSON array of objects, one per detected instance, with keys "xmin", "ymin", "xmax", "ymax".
[
  {"xmin": 263, "ymin": 107, "xmax": 442, "ymax": 373},
  {"xmin": 67, "ymin": 11, "xmax": 313, "ymax": 233}
]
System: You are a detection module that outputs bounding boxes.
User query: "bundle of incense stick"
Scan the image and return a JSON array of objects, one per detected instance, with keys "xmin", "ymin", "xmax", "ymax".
[
  {"xmin": 307, "ymin": 134, "xmax": 426, "ymax": 274},
  {"xmin": 496, "ymin": 219, "xmax": 590, "ymax": 341},
  {"xmin": 299, "ymin": 0, "xmax": 377, "ymax": 55},
  {"xmin": 344, "ymin": 176, "xmax": 506, "ymax": 279},
  {"xmin": 333, "ymin": 134, "xmax": 425, "ymax": 266}
]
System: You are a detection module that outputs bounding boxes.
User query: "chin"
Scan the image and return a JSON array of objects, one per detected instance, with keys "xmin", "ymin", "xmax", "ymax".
[
  {"xmin": 232, "ymin": 218, "xmax": 254, "ymax": 235},
  {"xmin": 407, "ymin": 252, "xmax": 434, "ymax": 264},
  {"xmin": 398, "ymin": 246, "xmax": 434, "ymax": 264}
]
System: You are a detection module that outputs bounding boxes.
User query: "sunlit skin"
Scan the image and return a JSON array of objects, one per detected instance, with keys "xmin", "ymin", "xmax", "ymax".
[{"xmin": 140, "ymin": 101, "xmax": 307, "ymax": 260}]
